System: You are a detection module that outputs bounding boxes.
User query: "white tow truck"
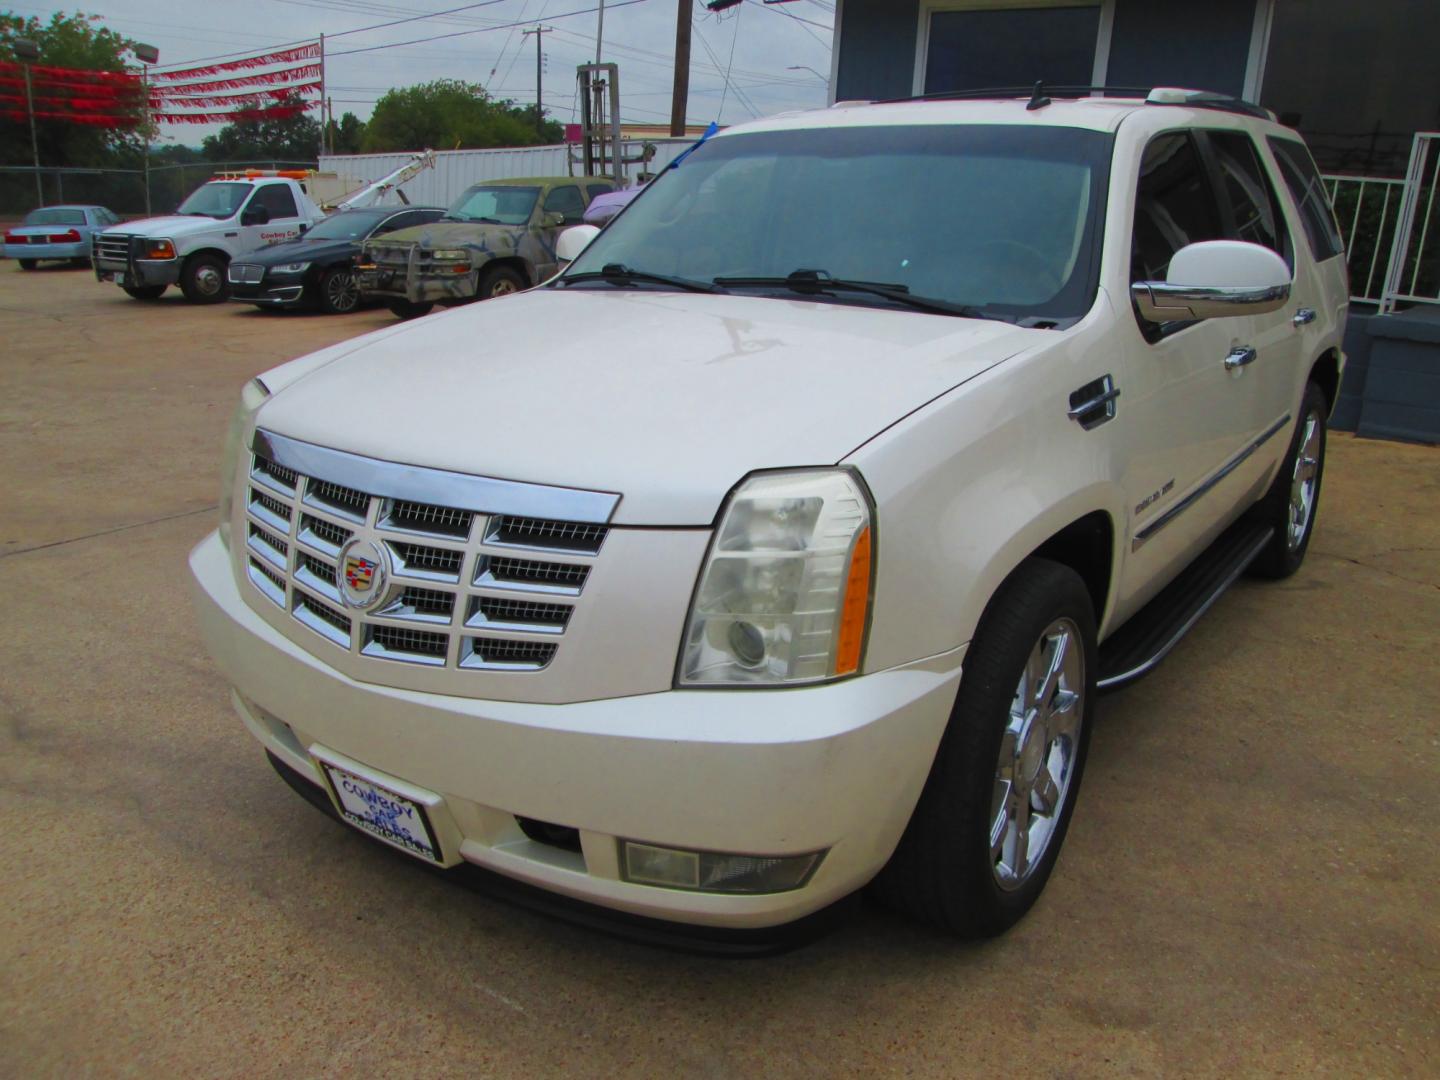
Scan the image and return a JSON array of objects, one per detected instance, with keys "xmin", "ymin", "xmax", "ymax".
[{"xmin": 93, "ymin": 152, "xmax": 436, "ymax": 304}]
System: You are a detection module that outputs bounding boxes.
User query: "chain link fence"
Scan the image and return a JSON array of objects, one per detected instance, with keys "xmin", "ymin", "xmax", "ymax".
[{"xmin": 0, "ymin": 160, "xmax": 316, "ymax": 222}]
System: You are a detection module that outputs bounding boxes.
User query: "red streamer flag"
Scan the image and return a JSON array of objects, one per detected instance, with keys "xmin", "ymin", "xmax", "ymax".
[
  {"xmin": 147, "ymin": 64, "xmax": 321, "ymax": 96},
  {"xmin": 150, "ymin": 42, "xmax": 320, "ymax": 83},
  {"xmin": 0, "ymin": 60, "xmax": 139, "ymax": 86},
  {"xmin": 149, "ymin": 82, "xmax": 321, "ymax": 109},
  {"xmin": 3, "ymin": 109, "xmax": 139, "ymax": 127},
  {"xmin": 152, "ymin": 101, "xmax": 316, "ymax": 124}
]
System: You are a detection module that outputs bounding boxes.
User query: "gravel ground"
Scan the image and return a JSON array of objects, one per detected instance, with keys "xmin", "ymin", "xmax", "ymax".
[{"xmin": 1, "ymin": 263, "xmax": 1436, "ymax": 1077}]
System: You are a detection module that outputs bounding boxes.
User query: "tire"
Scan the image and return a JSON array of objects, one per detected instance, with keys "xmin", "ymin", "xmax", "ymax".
[
  {"xmin": 18, "ymin": 258, "xmax": 36, "ymax": 270},
  {"xmin": 180, "ymin": 252, "xmax": 228, "ymax": 304},
  {"xmin": 1248, "ymin": 380, "xmax": 1328, "ymax": 580},
  {"xmin": 873, "ymin": 558, "xmax": 1097, "ymax": 936},
  {"xmin": 479, "ymin": 263, "xmax": 526, "ymax": 299},
  {"xmin": 318, "ymin": 266, "xmax": 361, "ymax": 314},
  {"xmin": 71, "ymin": 257, "xmax": 91, "ymax": 269},
  {"xmin": 122, "ymin": 284, "xmax": 167, "ymax": 300},
  {"xmin": 387, "ymin": 299, "xmax": 434, "ymax": 320}
]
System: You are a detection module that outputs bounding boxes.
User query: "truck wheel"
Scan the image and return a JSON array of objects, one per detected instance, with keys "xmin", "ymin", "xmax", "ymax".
[
  {"xmin": 479, "ymin": 264, "xmax": 525, "ymax": 299},
  {"xmin": 1248, "ymin": 380, "xmax": 1328, "ymax": 579},
  {"xmin": 18, "ymin": 259, "xmax": 37, "ymax": 270},
  {"xmin": 180, "ymin": 253, "xmax": 228, "ymax": 303},
  {"xmin": 873, "ymin": 558, "xmax": 1096, "ymax": 936},
  {"xmin": 387, "ymin": 300, "xmax": 433, "ymax": 320},
  {"xmin": 122, "ymin": 284, "xmax": 167, "ymax": 300},
  {"xmin": 318, "ymin": 267, "xmax": 361, "ymax": 314}
]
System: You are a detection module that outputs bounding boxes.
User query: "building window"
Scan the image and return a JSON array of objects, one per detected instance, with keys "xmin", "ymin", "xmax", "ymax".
[{"xmin": 918, "ymin": 2, "xmax": 1109, "ymax": 96}]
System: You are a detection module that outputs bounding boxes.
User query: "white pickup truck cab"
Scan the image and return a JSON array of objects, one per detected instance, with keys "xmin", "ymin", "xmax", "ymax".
[
  {"xmin": 190, "ymin": 90, "xmax": 1347, "ymax": 943},
  {"xmin": 94, "ymin": 176, "xmax": 324, "ymax": 303}
]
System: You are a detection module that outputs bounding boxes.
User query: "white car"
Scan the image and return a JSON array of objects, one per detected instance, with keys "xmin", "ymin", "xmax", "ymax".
[{"xmin": 190, "ymin": 89, "xmax": 1347, "ymax": 942}]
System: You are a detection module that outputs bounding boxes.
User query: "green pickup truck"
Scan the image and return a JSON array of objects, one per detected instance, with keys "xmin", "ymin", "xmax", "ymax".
[{"xmin": 355, "ymin": 176, "xmax": 615, "ymax": 318}]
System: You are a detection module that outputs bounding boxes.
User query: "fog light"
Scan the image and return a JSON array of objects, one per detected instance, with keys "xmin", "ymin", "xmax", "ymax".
[{"xmin": 621, "ymin": 840, "xmax": 823, "ymax": 894}]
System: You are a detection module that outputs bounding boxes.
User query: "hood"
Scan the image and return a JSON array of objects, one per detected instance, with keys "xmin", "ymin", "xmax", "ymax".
[
  {"xmin": 243, "ymin": 236, "xmax": 355, "ymax": 265},
  {"xmin": 368, "ymin": 221, "xmax": 519, "ymax": 247},
  {"xmin": 103, "ymin": 215, "xmax": 228, "ymax": 238},
  {"xmin": 255, "ymin": 288, "xmax": 1043, "ymax": 525}
]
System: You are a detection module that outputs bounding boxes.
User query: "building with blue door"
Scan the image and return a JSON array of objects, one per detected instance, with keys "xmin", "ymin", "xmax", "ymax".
[{"xmin": 824, "ymin": 0, "xmax": 1440, "ymax": 442}]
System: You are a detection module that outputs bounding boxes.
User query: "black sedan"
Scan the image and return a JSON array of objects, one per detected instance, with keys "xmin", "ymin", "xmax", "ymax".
[{"xmin": 227, "ymin": 205, "xmax": 444, "ymax": 313}]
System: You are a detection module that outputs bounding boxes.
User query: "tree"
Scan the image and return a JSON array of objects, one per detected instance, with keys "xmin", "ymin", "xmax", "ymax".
[
  {"xmin": 199, "ymin": 94, "xmax": 320, "ymax": 163},
  {"xmin": 326, "ymin": 111, "xmax": 366, "ymax": 155},
  {"xmin": 362, "ymin": 79, "xmax": 562, "ymax": 153},
  {"xmin": 0, "ymin": 11, "xmax": 142, "ymax": 168}
]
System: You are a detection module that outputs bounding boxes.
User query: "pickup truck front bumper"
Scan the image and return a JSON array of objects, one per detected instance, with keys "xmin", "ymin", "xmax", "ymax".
[
  {"xmin": 93, "ymin": 234, "xmax": 181, "ymax": 288},
  {"xmin": 355, "ymin": 241, "xmax": 478, "ymax": 304},
  {"xmin": 189, "ymin": 528, "xmax": 965, "ymax": 931}
]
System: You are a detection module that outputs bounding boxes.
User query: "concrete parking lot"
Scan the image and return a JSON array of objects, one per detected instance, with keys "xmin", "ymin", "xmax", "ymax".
[{"xmin": 1, "ymin": 264, "xmax": 1436, "ymax": 1077}]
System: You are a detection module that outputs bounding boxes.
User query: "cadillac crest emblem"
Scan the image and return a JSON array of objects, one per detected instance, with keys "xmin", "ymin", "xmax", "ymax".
[{"xmin": 336, "ymin": 537, "xmax": 390, "ymax": 610}]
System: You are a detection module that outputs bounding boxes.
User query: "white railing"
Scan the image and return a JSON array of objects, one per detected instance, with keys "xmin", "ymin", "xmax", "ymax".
[{"xmin": 1326, "ymin": 132, "xmax": 1440, "ymax": 313}]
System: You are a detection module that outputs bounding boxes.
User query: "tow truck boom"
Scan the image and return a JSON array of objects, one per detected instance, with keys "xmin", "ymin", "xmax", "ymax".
[{"xmin": 332, "ymin": 150, "xmax": 437, "ymax": 210}]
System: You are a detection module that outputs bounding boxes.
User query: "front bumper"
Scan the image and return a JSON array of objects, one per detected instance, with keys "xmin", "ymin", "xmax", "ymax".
[
  {"xmin": 189, "ymin": 529, "xmax": 964, "ymax": 930},
  {"xmin": 4, "ymin": 241, "xmax": 88, "ymax": 260},
  {"xmin": 94, "ymin": 235, "xmax": 180, "ymax": 287},
  {"xmin": 229, "ymin": 280, "xmax": 308, "ymax": 307},
  {"xmin": 356, "ymin": 257, "xmax": 477, "ymax": 304}
]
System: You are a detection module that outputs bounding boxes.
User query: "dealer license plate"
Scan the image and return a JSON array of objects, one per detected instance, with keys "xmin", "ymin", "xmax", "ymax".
[{"xmin": 320, "ymin": 762, "xmax": 442, "ymax": 863}]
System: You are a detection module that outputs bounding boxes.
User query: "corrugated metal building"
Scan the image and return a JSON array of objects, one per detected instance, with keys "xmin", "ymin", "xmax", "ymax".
[{"xmin": 319, "ymin": 139, "xmax": 695, "ymax": 209}]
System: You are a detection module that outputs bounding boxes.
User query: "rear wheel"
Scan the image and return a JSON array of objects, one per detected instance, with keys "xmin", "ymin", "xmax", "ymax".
[
  {"xmin": 318, "ymin": 266, "xmax": 361, "ymax": 314},
  {"xmin": 874, "ymin": 558, "xmax": 1096, "ymax": 936},
  {"xmin": 180, "ymin": 253, "xmax": 228, "ymax": 304},
  {"xmin": 387, "ymin": 299, "xmax": 433, "ymax": 320},
  {"xmin": 479, "ymin": 263, "xmax": 525, "ymax": 299},
  {"xmin": 18, "ymin": 258, "xmax": 36, "ymax": 270},
  {"xmin": 1249, "ymin": 380, "xmax": 1328, "ymax": 579},
  {"xmin": 122, "ymin": 284, "xmax": 167, "ymax": 300}
]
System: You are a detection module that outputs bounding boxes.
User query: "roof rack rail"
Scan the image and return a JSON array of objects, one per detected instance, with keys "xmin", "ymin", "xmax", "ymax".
[{"xmin": 875, "ymin": 83, "xmax": 1277, "ymax": 121}]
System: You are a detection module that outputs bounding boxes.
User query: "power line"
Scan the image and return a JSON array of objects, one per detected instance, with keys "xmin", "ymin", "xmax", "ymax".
[{"xmin": 329, "ymin": 0, "xmax": 650, "ymax": 57}]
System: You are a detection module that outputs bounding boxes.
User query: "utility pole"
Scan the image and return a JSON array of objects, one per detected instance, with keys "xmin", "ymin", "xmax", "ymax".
[
  {"xmin": 13, "ymin": 38, "xmax": 43, "ymax": 204},
  {"xmin": 318, "ymin": 33, "xmax": 326, "ymax": 160},
  {"xmin": 132, "ymin": 42, "xmax": 159, "ymax": 216},
  {"xmin": 521, "ymin": 25, "xmax": 553, "ymax": 139},
  {"xmin": 596, "ymin": 0, "xmax": 605, "ymax": 64},
  {"xmin": 670, "ymin": 0, "xmax": 691, "ymax": 137}
]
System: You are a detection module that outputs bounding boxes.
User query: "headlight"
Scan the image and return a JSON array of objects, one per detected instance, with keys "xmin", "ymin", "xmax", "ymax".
[
  {"xmin": 272, "ymin": 261, "xmax": 310, "ymax": 274},
  {"xmin": 143, "ymin": 239, "xmax": 176, "ymax": 259},
  {"xmin": 431, "ymin": 248, "xmax": 468, "ymax": 260},
  {"xmin": 678, "ymin": 468, "xmax": 874, "ymax": 687},
  {"xmin": 217, "ymin": 378, "xmax": 271, "ymax": 549}
]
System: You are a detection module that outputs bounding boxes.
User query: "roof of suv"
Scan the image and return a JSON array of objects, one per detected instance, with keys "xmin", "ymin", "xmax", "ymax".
[{"xmin": 728, "ymin": 93, "xmax": 1277, "ymax": 138}]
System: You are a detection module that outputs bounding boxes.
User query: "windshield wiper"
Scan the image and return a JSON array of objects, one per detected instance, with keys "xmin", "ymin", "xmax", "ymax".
[
  {"xmin": 714, "ymin": 269, "xmax": 1001, "ymax": 320},
  {"xmin": 560, "ymin": 263, "xmax": 723, "ymax": 294}
]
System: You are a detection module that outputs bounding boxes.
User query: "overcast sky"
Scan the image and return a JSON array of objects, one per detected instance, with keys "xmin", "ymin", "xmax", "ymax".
[{"xmin": 11, "ymin": 0, "xmax": 836, "ymax": 144}]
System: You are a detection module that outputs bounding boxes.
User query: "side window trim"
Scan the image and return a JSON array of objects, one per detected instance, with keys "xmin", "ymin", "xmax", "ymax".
[{"xmin": 1194, "ymin": 129, "xmax": 1294, "ymax": 269}]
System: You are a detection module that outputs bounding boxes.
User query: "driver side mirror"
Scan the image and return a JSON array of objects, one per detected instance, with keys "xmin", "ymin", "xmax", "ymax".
[
  {"xmin": 241, "ymin": 204, "xmax": 270, "ymax": 226},
  {"xmin": 1132, "ymin": 240, "xmax": 1291, "ymax": 322},
  {"xmin": 556, "ymin": 224, "xmax": 600, "ymax": 265}
]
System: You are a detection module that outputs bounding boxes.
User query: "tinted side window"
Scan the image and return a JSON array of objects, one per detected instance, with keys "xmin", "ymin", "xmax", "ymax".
[
  {"xmin": 253, "ymin": 183, "xmax": 299, "ymax": 219},
  {"xmin": 585, "ymin": 182, "xmax": 615, "ymax": 200},
  {"xmin": 1207, "ymin": 131, "xmax": 1290, "ymax": 265},
  {"xmin": 543, "ymin": 185, "xmax": 585, "ymax": 225},
  {"xmin": 1131, "ymin": 132, "xmax": 1223, "ymax": 283},
  {"xmin": 1268, "ymin": 137, "xmax": 1344, "ymax": 262}
]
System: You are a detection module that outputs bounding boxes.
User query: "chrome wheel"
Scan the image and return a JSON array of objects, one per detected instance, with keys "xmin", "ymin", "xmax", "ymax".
[
  {"xmin": 1288, "ymin": 410, "xmax": 1322, "ymax": 551},
  {"xmin": 194, "ymin": 264, "xmax": 223, "ymax": 296},
  {"xmin": 325, "ymin": 270, "xmax": 359, "ymax": 312},
  {"xmin": 991, "ymin": 617, "xmax": 1085, "ymax": 890},
  {"xmin": 489, "ymin": 277, "xmax": 519, "ymax": 297}
]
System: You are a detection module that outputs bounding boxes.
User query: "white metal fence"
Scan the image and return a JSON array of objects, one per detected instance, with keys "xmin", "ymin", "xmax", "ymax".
[
  {"xmin": 319, "ymin": 139, "xmax": 693, "ymax": 209},
  {"xmin": 1325, "ymin": 131, "xmax": 1440, "ymax": 313}
]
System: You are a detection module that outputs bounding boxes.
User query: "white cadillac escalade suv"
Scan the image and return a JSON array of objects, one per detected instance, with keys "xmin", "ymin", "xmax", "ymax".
[{"xmin": 190, "ymin": 89, "xmax": 1348, "ymax": 942}]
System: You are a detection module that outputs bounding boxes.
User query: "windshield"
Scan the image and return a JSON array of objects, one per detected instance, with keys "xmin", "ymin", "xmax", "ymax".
[
  {"xmin": 304, "ymin": 210, "xmax": 387, "ymax": 241},
  {"xmin": 177, "ymin": 182, "xmax": 251, "ymax": 219},
  {"xmin": 445, "ymin": 185, "xmax": 539, "ymax": 225},
  {"xmin": 24, "ymin": 208, "xmax": 86, "ymax": 226},
  {"xmin": 565, "ymin": 125, "xmax": 1112, "ymax": 321}
]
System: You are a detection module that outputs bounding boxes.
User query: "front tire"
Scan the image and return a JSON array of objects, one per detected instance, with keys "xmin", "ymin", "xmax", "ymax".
[
  {"xmin": 122, "ymin": 284, "xmax": 167, "ymax": 300},
  {"xmin": 318, "ymin": 266, "xmax": 361, "ymax": 314},
  {"xmin": 479, "ymin": 263, "xmax": 525, "ymax": 299},
  {"xmin": 180, "ymin": 253, "xmax": 228, "ymax": 304},
  {"xmin": 874, "ymin": 558, "xmax": 1097, "ymax": 936},
  {"xmin": 1249, "ymin": 380, "xmax": 1328, "ymax": 579}
]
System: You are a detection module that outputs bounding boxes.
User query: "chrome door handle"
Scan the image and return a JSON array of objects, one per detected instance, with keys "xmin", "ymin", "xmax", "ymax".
[
  {"xmin": 1224, "ymin": 345, "xmax": 1258, "ymax": 370},
  {"xmin": 1292, "ymin": 307, "xmax": 1317, "ymax": 327}
]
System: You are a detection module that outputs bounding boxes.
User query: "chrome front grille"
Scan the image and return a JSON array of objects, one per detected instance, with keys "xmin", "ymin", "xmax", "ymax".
[
  {"xmin": 241, "ymin": 444, "xmax": 609, "ymax": 674},
  {"xmin": 229, "ymin": 263, "xmax": 265, "ymax": 284},
  {"xmin": 94, "ymin": 233, "xmax": 131, "ymax": 263}
]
